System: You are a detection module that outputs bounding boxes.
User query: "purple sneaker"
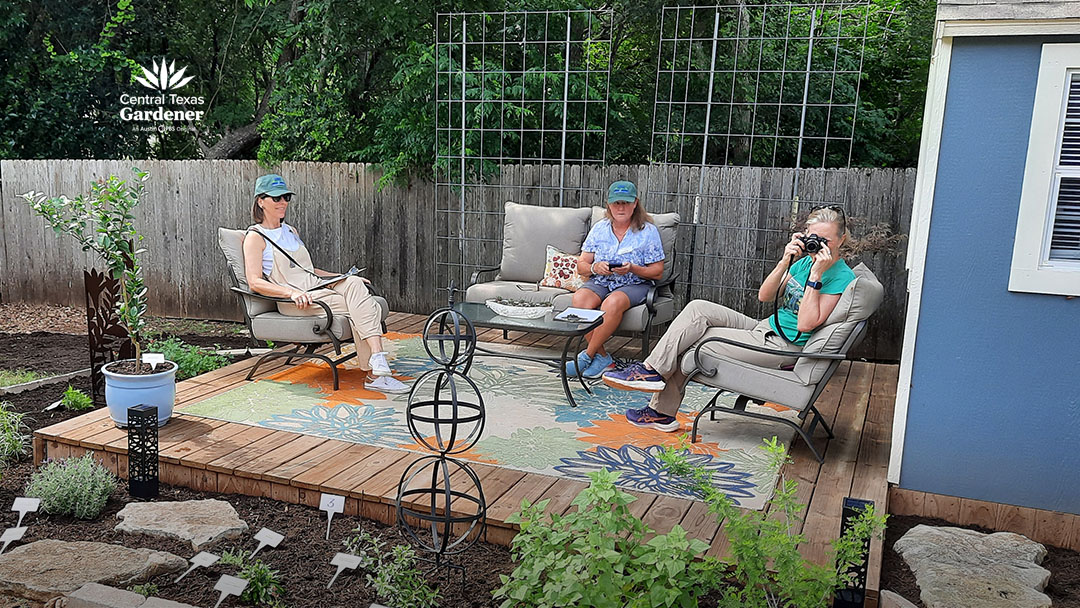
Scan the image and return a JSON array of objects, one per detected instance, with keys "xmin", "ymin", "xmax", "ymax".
[
  {"xmin": 625, "ymin": 406, "xmax": 680, "ymax": 432},
  {"xmin": 602, "ymin": 362, "xmax": 666, "ymax": 392}
]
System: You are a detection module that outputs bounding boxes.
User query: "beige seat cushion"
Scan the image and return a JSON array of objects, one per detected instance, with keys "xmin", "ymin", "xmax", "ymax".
[
  {"xmin": 464, "ymin": 280, "xmax": 570, "ymax": 305},
  {"xmin": 218, "ymin": 227, "xmax": 276, "ymax": 318},
  {"xmin": 249, "ymin": 296, "xmax": 389, "ymax": 344},
  {"xmin": 500, "ymin": 202, "xmax": 592, "ymax": 283},
  {"xmin": 681, "ymin": 345, "xmax": 817, "ymax": 410}
]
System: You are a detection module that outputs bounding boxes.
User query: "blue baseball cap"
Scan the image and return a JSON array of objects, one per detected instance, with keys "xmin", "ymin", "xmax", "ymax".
[
  {"xmin": 607, "ymin": 181, "xmax": 638, "ymax": 203},
  {"xmin": 254, "ymin": 174, "xmax": 293, "ymax": 198}
]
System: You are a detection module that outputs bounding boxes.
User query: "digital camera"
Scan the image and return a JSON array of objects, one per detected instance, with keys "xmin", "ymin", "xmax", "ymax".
[{"xmin": 798, "ymin": 234, "xmax": 829, "ymax": 254}]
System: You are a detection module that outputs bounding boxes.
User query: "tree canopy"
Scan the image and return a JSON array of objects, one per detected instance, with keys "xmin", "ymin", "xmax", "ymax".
[{"xmin": 1, "ymin": 0, "xmax": 934, "ymax": 178}]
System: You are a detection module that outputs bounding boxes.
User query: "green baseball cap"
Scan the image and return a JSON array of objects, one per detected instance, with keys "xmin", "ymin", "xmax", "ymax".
[
  {"xmin": 254, "ymin": 174, "xmax": 294, "ymax": 198},
  {"xmin": 607, "ymin": 180, "xmax": 638, "ymax": 203}
]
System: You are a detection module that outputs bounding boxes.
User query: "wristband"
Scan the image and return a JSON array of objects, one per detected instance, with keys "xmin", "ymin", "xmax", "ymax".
[
  {"xmin": 590, "ymin": 262, "xmax": 597, "ymax": 276},
  {"xmin": 805, "ymin": 280, "xmax": 823, "ymax": 290}
]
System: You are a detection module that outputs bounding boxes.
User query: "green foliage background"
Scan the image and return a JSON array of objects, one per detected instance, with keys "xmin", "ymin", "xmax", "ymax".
[{"xmin": 1, "ymin": 0, "xmax": 933, "ymax": 175}]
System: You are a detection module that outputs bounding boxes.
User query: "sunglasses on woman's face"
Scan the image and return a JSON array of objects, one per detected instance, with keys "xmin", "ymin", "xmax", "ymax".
[{"xmin": 261, "ymin": 194, "xmax": 292, "ymax": 203}]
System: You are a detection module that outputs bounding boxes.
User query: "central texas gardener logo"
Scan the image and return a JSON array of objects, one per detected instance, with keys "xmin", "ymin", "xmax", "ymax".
[
  {"xmin": 134, "ymin": 59, "xmax": 194, "ymax": 92},
  {"xmin": 120, "ymin": 57, "xmax": 205, "ymax": 128}
]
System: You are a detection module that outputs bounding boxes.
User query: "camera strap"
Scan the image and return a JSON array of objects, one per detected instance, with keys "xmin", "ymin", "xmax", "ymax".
[{"xmin": 772, "ymin": 255, "xmax": 804, "ymax": 345}]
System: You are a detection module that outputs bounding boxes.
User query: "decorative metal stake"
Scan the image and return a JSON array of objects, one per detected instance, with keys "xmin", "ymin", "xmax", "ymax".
[
  {"xmin": 127, "ymin": 405, "xmax": 159, "ymax": 499},
  {"xmin": 834, "ymin": 497, "xmax": 875, "ymax": 608},
  {"xmin": 85, "ymin": 268, "xmax": 133, "ymax": 406}
]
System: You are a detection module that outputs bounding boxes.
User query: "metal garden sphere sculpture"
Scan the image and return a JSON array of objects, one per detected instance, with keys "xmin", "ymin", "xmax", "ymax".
[{"xmin": 396, "ymin": 302, "xmax": 487, "ymax": 580}]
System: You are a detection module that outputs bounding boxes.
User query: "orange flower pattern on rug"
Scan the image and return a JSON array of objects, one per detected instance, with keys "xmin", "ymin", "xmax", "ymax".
[
  {"xmin": 395, "ymin": 436, "xmax": 498, "ymax": 465},
  {"xmin": 576, "ymin": 414, "xmax": 726, "ymax": 456},
  {"xmin": 266, "ymin": 363, "xmax": 410, "ymax": 405}
]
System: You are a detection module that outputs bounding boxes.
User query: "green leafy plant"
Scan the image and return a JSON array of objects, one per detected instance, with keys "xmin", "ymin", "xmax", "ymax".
[
  {"xmin": 25, "ymin": 452, "xmax": 117, "ymax": 519},
  {"xmin": 341, "ymin": 527, "xmax": 439, "ymax": 608},
  {"xmin": 0, "ymin": 369, "xmax": 44, "ymax": 388},
  {"xmin": 127, "ymin": 583, "xmax": 159, "ymax": 597},
  {"xmin": 146, "ymin": 337, "xmax": 229, "ymax": 380},
  {"xmin": 218, "ymin": 548, "xmax": 284, "ymax": 606},
  {"xmin": 21, "ymin": 169, "xmax": 151, "ymax": 366},
  {"xmin": 0, "ymin": 401, "xmax": 29, "ymax": 463},
  {"xmin": 658, "ymin": 436, "xmax": 889, "ymax": 608},
  {"xmin": 61, "ymin": 385, "xmax": 94, "ymax": 411},
  {"xmin": 494, "ymin": 468, "xmax": 719, "ymax": 607}
]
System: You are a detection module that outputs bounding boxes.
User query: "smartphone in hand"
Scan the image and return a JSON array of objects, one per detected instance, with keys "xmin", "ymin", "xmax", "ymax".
[{"xmin": 607, "ymin": 262, "xmax": 624, "ymax": 268}]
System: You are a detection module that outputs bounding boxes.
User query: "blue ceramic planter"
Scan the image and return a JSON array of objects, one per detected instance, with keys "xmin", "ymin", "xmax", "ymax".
[{"xmin": 102, "ymin": 360, "xmax": 177, "ymax": 427}]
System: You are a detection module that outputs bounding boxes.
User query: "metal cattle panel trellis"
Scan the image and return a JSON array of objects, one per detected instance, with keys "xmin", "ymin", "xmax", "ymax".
[
  {"xmin": 649, "ymin": 2, "xmax": 871, "ymax": 312},
  {"xmin": 434, "ymin": 10, "xmax": 612, "ymax": 298}
]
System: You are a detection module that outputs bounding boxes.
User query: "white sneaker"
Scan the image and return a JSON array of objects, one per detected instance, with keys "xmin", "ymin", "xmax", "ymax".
[
  {"xmin": 365, "ymin": 375, "xmax": 410, "ymax": 394},
  {"xmin": 368, "ymin": 351, "xmax": 392, "ymax": 376}
]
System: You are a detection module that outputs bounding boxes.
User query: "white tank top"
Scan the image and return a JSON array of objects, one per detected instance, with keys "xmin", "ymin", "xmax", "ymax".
[{"xmin": 257, "ymin": 222, "xmax": 303, "ymax": 276}]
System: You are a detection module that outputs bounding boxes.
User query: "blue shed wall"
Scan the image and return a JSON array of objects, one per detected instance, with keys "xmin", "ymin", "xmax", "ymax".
[{"xmin": 901, "ymin": 36, "xmax": 1080, "ymax": 515}]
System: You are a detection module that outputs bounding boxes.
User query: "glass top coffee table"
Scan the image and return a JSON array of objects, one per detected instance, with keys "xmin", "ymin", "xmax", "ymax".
[{"xmin": 450, "ymin": 302, "xmax": 603, "ymax": 407}]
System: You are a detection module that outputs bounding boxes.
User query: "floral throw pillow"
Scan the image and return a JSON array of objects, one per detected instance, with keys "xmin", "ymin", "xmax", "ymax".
[{"xmin": 539, "ymin": 245, "xmax": 585, "ymax": 291}]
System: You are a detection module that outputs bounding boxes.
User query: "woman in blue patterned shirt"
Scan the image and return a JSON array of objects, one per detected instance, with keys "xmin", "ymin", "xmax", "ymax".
[{"xmin": 567, "ymin": 181, "xmax": 666, "ymax": 378}]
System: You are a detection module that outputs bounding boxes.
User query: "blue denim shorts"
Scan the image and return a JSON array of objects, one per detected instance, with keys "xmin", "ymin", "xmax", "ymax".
[{"xmin": 580, "ymin": 279, "xmax": 651, "ymax": 307}]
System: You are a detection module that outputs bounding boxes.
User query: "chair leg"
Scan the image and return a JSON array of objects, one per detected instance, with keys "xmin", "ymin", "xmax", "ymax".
[
  {"xmin": 691, "ymin": 393, "xmax": 826, "ymax": 463},
  {"xmin": 691, "ymin": 390, "xmax": 727, "ymax": 443}
]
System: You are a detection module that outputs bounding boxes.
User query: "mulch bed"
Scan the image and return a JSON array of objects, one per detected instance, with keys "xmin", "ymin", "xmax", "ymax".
[
  {"xmin": 881, "ymin": 514, "xmax": 1080, "ymax": 608},
  {"xmin": 0, "ymin": 380, "xmax": 514, "ymax": 608},
  {"xmin": 0, "ymin": 332, "xmax": 254, "ymax": 378}
]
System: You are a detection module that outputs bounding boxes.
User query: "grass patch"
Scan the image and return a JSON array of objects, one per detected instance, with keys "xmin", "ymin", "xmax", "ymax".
[{"xmin": 0, "ymin": 369, "xmax": 45, "ymax": 388}]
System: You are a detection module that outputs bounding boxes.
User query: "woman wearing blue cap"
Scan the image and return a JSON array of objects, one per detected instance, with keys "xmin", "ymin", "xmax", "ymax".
[
  {"xmin": 566, "ymin": 181, "xmax": 666, "ymax": 378},
  {"xmin": 241, "ymin": 174, "xmax": 408, "ymax": 393}
]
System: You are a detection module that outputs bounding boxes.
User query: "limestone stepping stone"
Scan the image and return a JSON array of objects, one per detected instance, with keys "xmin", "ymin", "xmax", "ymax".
[
  {"xmin": 0, "ymin": 541, "xmax": 186, "ymax": 603},
  {"xmin": 115, "ymin": 500, "xmax": 248, "ymax": 551},
  {"xmin": 894, "ymin": 524, "xmax": 1052, "ymax": 608}
]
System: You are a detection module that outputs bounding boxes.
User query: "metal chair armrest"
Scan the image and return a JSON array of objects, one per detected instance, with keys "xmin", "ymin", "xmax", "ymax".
[
  {"xmin": 364, "ymin": 281, "xmax": 382, "ymax": 297},
  {"xmin": 469, "ymin": 265, "xmax": 501, "ymax": 287},
  {"xmin": 645, "ymin": 273, "xmax": 679, "ymax": 314},
  {"xmin": 691, "ymin": 335, "xmax": 846, "ymax": 378},
  {"xmin": 229, "ymin": 286, "xmax": 337, "ymax": 335}
]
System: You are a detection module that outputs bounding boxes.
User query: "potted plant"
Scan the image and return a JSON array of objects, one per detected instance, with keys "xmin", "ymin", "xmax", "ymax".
[{"xmin": 22, "ymin": 168, "xmax": 176, "ymax": 427}]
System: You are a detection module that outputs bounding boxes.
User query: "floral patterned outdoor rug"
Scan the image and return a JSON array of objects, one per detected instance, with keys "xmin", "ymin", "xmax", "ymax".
[{"xmin": 182, "ymin": 333, "xmax": 800, "ymax": 509}]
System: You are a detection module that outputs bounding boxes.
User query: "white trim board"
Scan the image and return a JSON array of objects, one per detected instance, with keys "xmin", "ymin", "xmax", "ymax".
[
  {"xmin": 942, "ymin": 19, "xmax": 1080, "ymax": 38},
  {"xmin": 890, "ymin": 28, "xmax": 953, "ymax": 485}
]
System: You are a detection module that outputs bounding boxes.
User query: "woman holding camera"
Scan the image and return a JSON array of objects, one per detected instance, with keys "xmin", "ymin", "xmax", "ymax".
[
  {"xmin": 603, "ymin": 206, "xmax": 854, "ymax": 431},
  {"xmin": 566, "ymin": 181, "xmax": 666, "ymax": 379}
]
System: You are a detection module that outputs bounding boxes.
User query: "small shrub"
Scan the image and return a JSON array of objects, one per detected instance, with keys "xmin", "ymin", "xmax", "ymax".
[
  {"xmin": 61, "ymin": 385, "xmax": 94, "ymax": 411},
  {"xmin": 0, "ymin": 401, "xmax": 29, "ymax": 462},
  {"xmin": 146, "ymin": 337, "xmax": 229, "ymax": 380},
  {"xmin": 494, "ymin": 468, "xmax": 716, "ymax": 608},
  {"xmin": 342, "ymin": 527, "xmax": 439, "ymax": 608},
  {"xmin": 0, "ymin": 369, "xmax": 44, "ymax": 388},
  {"xmin": 218, "ymin": 548, "xmax": 284, "ymax": 606},
  {"xmin": 25, "ymin": 452, "xmax": 117, "ymax": 519},
  {"xmin": 128, "ymin": 583, "xmax": 158, "ymax": 597},
  {"xmin": 239, "ymin": 559, "xmax": 284, "ymax": 605}
]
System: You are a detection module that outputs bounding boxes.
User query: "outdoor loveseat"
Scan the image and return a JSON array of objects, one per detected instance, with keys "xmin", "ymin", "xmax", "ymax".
[
  {"xmin": 217, "ymin": 227, "xmax": 389, "ymax": 390},
  {"xmin": 465, "ymin": 201, "xmax": 680, "ymax": 355},
  {"xmin": 684, "ymin": 263, "xmax": 883, "ymax": 462}
]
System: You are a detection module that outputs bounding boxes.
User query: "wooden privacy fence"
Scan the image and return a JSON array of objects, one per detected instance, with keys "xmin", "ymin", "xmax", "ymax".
[{"xmin": 0, "ymin": 160, "xmax": 914, "ymax": 360}]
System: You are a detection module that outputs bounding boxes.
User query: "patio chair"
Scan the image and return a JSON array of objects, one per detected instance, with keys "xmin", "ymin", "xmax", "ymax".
[
  {"xmin": 465, "ymin": 201, "xmax": 679, "ymax": 355},
  {"xmin": 683, "ymin": 263, "xmax": 883, "ymax": 463},
  {"xmin": 217, "ymin": 227, "xmax": 389, "ymax": 390}
]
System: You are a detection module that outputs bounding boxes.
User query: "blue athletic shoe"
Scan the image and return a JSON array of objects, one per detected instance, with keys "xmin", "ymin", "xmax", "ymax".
[
  {"xmin": 602, "ymin": 362, "xmax": 666, "ymax": 392},
  {"xmin": 581, "ymin": 352, "xmax": 615, "ymax": 379},
  {"xmin": 564, "ymin": 350, "xmax": 592, "ymax": 376},
  {"xmin": 625, "ymin": 406, "xmax": 680, "ymax": 432}
]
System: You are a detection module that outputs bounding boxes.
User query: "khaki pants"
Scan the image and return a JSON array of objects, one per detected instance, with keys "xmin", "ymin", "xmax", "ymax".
[
  {"xmin": 277, "ymin": 276, "xmax": 383, "ymax": 367},
  {"xmin": 644, "ymin": 300, "xmax": 800, "ymax": 416}
]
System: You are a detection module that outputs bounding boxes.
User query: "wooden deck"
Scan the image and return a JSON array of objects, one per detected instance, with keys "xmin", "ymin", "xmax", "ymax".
[{"xmin": 33, "ymin": 311, "xmax": 897, "ymax": 606}]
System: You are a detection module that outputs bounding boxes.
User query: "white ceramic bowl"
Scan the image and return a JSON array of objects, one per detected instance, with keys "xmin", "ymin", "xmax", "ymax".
[{"xmin": 485, "ymin": 299, "xmax": 553, "ymax": 319}]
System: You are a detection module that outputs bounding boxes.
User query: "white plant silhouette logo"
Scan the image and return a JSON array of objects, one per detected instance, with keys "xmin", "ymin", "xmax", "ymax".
[{"xmin": 134, "ymin": 59, "xmax": 194, "ymax": 92}]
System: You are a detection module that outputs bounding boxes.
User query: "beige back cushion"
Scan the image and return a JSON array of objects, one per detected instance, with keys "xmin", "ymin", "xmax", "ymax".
[
  {"xmin": 217, "ymin": 227, "xmax": 276, "ymax": 318},
  {"xmin": 588, "ymin": 207, "xmax": 680, "ymax": 282},
  {"xmin": 500, "ymin": 202, "xmax": 592, "ymax": 282},
  {"xmin": 794, "ymin": 263, "xmax": 884, "ymax": 384}
]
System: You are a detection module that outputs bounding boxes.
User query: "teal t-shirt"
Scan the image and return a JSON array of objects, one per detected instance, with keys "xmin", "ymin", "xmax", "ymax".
[{"xmin": 768, "ymin": 256, "xmax": 855, "ymax": 346}]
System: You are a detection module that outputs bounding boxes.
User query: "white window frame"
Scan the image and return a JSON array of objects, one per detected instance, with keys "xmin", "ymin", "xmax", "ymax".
[{"xmin": 1010, "ymin": 43, "xmax": 1080, "ymax": 296}]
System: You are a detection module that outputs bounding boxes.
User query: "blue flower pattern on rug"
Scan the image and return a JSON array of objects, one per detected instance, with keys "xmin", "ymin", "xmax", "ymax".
[
  {"xmin": 260, "ymin": 403, "xmax": 413, "ymax": 448},
  {"xmin": 554, "ymin": 445, "xmax": 758, "ymax": 504}
]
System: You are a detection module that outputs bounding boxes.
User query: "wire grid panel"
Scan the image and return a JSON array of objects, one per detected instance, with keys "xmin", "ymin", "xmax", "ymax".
[
  {"xmin": 651, "ymin": 2, "xmax": 870, "ymax": 170},
  {"xmin": 434, "ymin": 10, "xmax": 612, "ymax": 296}
]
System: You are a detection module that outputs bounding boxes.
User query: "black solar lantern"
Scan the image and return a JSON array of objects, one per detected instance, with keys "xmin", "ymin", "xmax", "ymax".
[{"xmin": 127, "ymin": 405, "xmax": 159, "ymax": 498}]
